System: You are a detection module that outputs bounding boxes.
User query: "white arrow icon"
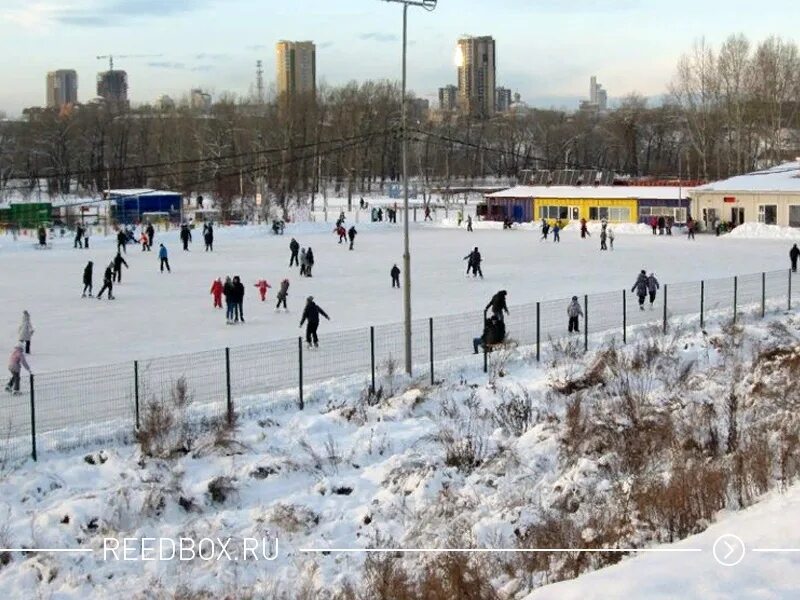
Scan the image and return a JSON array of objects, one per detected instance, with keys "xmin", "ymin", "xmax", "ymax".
[{"xmin": 713, "ymin": 534, "xmax": 746, "ymax": 567}]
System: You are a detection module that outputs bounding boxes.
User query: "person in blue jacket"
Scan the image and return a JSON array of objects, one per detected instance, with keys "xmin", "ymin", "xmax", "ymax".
[{"xmin": 158, "ymin": 244, "xmax": 171, "ymax": 273}]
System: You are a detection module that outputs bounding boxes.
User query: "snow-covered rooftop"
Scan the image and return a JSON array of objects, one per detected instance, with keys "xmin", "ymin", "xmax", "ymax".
[
  {"xmin": 694, "ymin": 161, "xmax": 800, "ymax": 193},
  {"xmin": 486, "ymin": 185, "xmax": 689, "ymax": 200},
  {"xmin": 106, "ymin": 189, "xmax": 182, "ymax": 197}
]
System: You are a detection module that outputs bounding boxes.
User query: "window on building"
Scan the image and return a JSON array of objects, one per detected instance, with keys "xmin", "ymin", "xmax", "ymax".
[
  {"xmin": 588, "ymin": 206, "xmax": 630, "ymax": 222},
  {"xmin": 639, "ymin": 207, "xmax": 687, "ymax": 222},
  {"xmin": 539, "ymin": 206, "xmax": 571, "ymax": 220},
  {"xmin": 759, "ymin": 205, "xmax": 778, "ymax": 225},
  {"xmin": 790, "ymin": 206, "xmax": 800, "ymax": 228}
]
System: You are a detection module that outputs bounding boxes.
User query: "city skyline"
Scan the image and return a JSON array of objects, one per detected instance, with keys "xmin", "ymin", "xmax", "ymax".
[{"xmin": 0, "ymin": 0, "xmax": 798, "ymax": 115}]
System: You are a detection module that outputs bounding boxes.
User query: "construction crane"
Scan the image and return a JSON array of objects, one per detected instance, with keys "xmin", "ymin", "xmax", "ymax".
[{"xmin": 96, "ymin": 54, "xmax": 161, "ymax": 71}]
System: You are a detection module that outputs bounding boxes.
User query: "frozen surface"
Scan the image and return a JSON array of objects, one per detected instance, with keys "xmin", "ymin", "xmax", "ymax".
[{"xmin": 0, "ymin": 220, "xmax": 794, "ymax": 372}]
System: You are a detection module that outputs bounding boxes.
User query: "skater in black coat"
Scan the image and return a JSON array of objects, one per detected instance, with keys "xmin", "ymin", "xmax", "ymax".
[
  {"xmin": 180, "ymin": 224, "xmax": 192, "ymax": 251},
  {"xmin": 203, "ymin": 223, "xmax": 214, "ymax": 251},
  {"xmin": 464, "ymin": 247, "xmax": 483, "ymax": 278},
  {"xmin": 348, "ymin": 226, "xmax": 357, "ymax": 250},
  {"xmin": 791, "ymin": 244, "xmax": 800, "ymax": 273},
  {"xmin": 97, "ymin": 263, "xmax": 115, "ymax": 300},
  {"xmin": 275, "ymin": 279, "xmax": 290, "ymax": 311},
  {"xmin": 632, "ymin": 270, "xmax": 649, "ymax": 310},
  {"xmin": 231, "ymin": 276, "xmax": 245, "ymax": 323},
  {"xmin": 116, "ymin": 230, "xmax": 127, "ymax": 254},
  {"xmin": 113, "ymin": 252, "xmax": 128, "ymax": 283},
  {"xmin": 300, "ymin": 296, "xmax": 330, "ymax": 348},
  {"xmin": 391, "ymin": 264, "xmax": 401, "ymax": 288},
  {"xmin": 74, "ymin": 225, "xmax": 84, "ymax": 249},
  {"xmin": 289, "ymin": 238, "xmax": 300, "ymax": 267},
  {"xmin": 146, "ymin": 223, "xmax": 155, "ymax": 251},
  {"xmin": 82, "ymin": 261, "xmax": 93, "ymax": 297},
  {"xmin": 305, "ymin": 248, "xmax": 315, "ymax": 277},
  {"xmin": 486, "ymin": 290, "xmax": 509, "ymax": 321}
]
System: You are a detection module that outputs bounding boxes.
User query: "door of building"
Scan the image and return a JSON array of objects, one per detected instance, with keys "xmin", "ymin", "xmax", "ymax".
[
  {"xmin": 570, "ymin": 207, "xmax": 580, "ymax": 221},
  {"xmin": 731, "ymin": 207, "xmax": 744, "ymax": 226}
]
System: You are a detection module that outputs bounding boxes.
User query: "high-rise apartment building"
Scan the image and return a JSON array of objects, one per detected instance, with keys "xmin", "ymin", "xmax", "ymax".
[
  {"xmin": 97, "ymin": 70, "xmax": 129, "ymax": 108},
  {"xmin": 276, "ymin": 41, "xmax": 316, "ymax": 99},
  {"xmin": 46, "ymin": 70, "xmax": 78, "ymax": 109},
  {"xmin": 438, "ymin": 85, "xmax": 458, "ymax": 111},
  {"xmin": 496, "ymin": 87, "xmax": 512, "ymax": 113},
  {"xmin": 190, "ymin": 89, "xmax": 212, "ymax": 113},
  {"xmin": 581, "ymin": 76, "xmax": 608, "ymax": 113},
  {"xmin": 456, "ymin": 36, "xmax": 496, "ymax": 118}
]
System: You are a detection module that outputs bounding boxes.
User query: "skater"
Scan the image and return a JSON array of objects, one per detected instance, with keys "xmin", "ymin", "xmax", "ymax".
[
  {"xmin": 97, "ymin": 262, "xmax": 115, "ymax": 300},
  {"xmin": 632, "ymin": 270, "xmax": 649, "ymax": 310},
  {"xmin": 567, "ymin": 296, "xmax": 583, "ymax": 333},
  {"xmin": 140, "ymin": 230, "xmax": 149, "ymax": 252},
  {"xmin": 158, "ymin": 244, "xmax": 171, "ymax": 273},
  {"xmin": 336, "ymin": 224, "xmax": 347, "ymax": 244},
  {"xmin": 540, "ymin": 219, "xmax": 550, "ymax": 241},
  {"xmin": 203, "ymin": 222, "xmax": 214, "ymax": 251},
  {"xmin": 210, "ymin": 278, "xmax": 223, "ymax": 308},
  {"xmin": 37, "ymin": 226, "xmax": 47, "ymax": 247},
  {"xmin": 275, "ymin": 279, "xmax": 290, "ymax": 311},
  {"xmin": 83, "ymin": 228, "xmax": 90, "ymax": 249},
  {"xmin": 289, "ymin": 238, "xmax": 300, "ymax": 267},
  {"xmin": 608, "ymin": 228, "xmax": 615, "ymax": 250},
  {"xmin": 666, "ymin": 217, "xmax": 673, "ymax": 236},
  {"xmin": 146, "ymin": 223, "xmax": 155, "ymax": 250},
  {"xmin": 299, "ymin": 296, "xmax": 330, "ymax": 348},
  {"xmin": 485, "ymin": 290, "xmax": 509, "ymax": 322},
  {"xmin": 18, "ymin": 311, "xmax": 34, "ymax": 354},
  {"xmin": 580, "ymin": 218, "xmax": 589, "ymax": 239},
  {"xmin": 82, "ymin": 261, "xmax": 94, "ymax": 297},
  {"xmin": 658, "ymin": 216, "xmax": 666, "ymax": 235},
  {"xmin": 467, "ymin": 215, "xmax": 473, "ymax": 232},
  {"xmin": 5, "ymin": 343, "xmax": 30, "ymax": 394},
  {"xmin": 299, "ymin": 248, "xmax": 308, "ymax": 277},
  {"xmin": 687, "ymin": 219, "xmax": 696, "ymax": 240},
  {"xmin": 305, "ymin": 247, "xmax": 315, "ymax": 277},
  {"xmin": 600, "ymin": 228, "xmax": 608, "ymax": 251},
  {"xmin": 116, "ymin": 229, "xmax": 127, "ymax": 254},
  {"xmin": 552, "ymin": 221, "xmax": 561, "ymax": 243},
  {"xmin": 180, "ymin": 223, "xmax": 192, "ymax": 251},
  {"xmin": 391, "ymin": 264, "xmax": 401, "ymax": 288},
  {"xmin": 464, "ymin": 247, "xmax": 483, "ymax": 278},
  {"xmin": 647, "ymin": 273, "xmax": 660, "ymax": 308},
  {"xmin": 348, "ymin": 226, "xmax": 357, "ymax": 250},
  {"xmin": 113, "ymin": 251, "xmax": 128, "ymax": 283},
  {"xmin": 74, "ymin": 224, "xmax": 84, "ymax": 249},
  {"xmin": 424, "ymin": 205, "xmax": 432, "ymax": 221},
  {"xmin": 791, "ymin": 244, "xmax": 800, "ymax": 273},
  {"xmin": 254, "ymin": 279, "xmax": 272, "ymax": 301},
  {"xmin": 650, "ymin": 216, "xmax": 658, "ymax": 235},
  {"xmin": 223, "ymin": 276, "xmax": 235, "ymax": 323},
  {"xmin": 232, "ymin": 276, "xmax": 245, "ymax": 323},
  {"xmin": 473, "ymin": 313, "xmax": 506, "ymax": 354}
]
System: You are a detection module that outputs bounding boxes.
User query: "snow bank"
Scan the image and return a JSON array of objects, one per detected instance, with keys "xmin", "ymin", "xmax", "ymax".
[{"xmin": 726, "ymin": 222, "xmax": 800, "ymax": 240}]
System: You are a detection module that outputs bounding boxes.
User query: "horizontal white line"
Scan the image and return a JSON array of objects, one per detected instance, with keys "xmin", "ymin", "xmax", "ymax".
[
  {"xmin": 0, "ymin": 548, "xmax": 93, "ymax": 553},
  {"xmin": 752, "ymin": 549, "xmax": 800, "ymax": 553},
  {"xmin": 299, "ymin": 548, "xmax": 703, "ymax": 554}
]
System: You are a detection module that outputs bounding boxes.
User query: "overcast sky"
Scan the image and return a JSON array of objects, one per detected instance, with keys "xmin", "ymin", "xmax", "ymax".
[{"xmin": 0, "ymin": 0, "xmax": 797, "ymax": 115}]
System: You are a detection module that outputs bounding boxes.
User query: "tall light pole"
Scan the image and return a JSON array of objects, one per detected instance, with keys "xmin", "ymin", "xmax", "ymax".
[{"xmin": 382, "ymin": 0, "xmax": 437, "ymax": 375}]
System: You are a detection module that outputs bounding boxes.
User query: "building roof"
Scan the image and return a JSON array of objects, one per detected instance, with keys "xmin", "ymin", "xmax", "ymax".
[
  {"xmin": 694, "ymin": 162, "xmax": 800, "ymax": 193},
  {"xmin": 486, "ymin": 185, "xmax": 689, "ymax": 200},
  {"xmin": 107, "ymin": 189, "xmax": 182, "ymax": 197}
]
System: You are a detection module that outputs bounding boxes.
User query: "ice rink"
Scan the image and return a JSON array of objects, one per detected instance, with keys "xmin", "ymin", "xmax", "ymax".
[{"xmin": 0, "ymin": 220, "xmax": 793, "ymax": 372}]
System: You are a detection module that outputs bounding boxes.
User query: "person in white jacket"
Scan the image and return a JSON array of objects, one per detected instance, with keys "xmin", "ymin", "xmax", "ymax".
[{"xmin": 18, "ymin": 310, "xmax": 34, "ymax": 354}]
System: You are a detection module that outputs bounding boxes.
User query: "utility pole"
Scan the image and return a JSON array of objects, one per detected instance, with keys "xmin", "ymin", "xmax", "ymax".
[{"xmin": 382, "ymin": 0, "xmax": 437, "ymax": 376}]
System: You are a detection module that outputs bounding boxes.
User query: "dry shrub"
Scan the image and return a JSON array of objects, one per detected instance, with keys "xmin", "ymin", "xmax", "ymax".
[
  {"xmin": 551, "ymin": 345, "xmax": 614, "ymax": 395},
  {"xmin": 207, "ymin": 476, "xmax": 236, "ymax": 504},
  {"xmin": 492, "ymin": 386, "xmax": 537, "ymax": 437},
  {"xmin": 136, "ymin": 377, "xmax": 194, "ymax": 459},
  {"xmin": 435, "ymin": 396, "xmax": 491, "ymax": 473},
  {"xmin": 267, "ymin": 503, "xmax": 320, "ymax": 535},
  {"xmin": 634, "ymin": 460, "xmax": 728, "ymax": 543},
  {"xmin": 418, "ymin": 553, "xmax": 499, "ymax": 600}
]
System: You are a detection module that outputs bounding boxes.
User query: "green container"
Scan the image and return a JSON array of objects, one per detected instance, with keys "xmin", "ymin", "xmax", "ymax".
[
  {"xmin": 10, "ymin": 203, "xmax": 52, "ymax": 227},
  {"xmin": 0, "ymin": 208, "xmax": 10, "ymax": 224}
]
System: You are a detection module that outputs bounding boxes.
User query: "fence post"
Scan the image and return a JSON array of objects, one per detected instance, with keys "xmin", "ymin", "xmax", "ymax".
[
  {"xmin": 733, "ymin": 276, "xmax": 738, "ymax": 324},
  {"xmin": 790, "ymin": 270, "xmax": 793, "ymax": 311},
  {"xmin": 298, "ymin": 337, "xmax": 304, "ymax": 410},
  {"xmin": 536, "ymin": 302, "xmax": 541, "ymax": 362},
  {"xmin": 370, "ymin": 326, "xmax": 376, "ymax": 394},
  {"xmin": 584, "ymin": 295, "xmax": 589, "ymax": 353},
  {"xmin": 134, "ymin": 360, "xmax": 140, "ymax": 430},
  {"xmin": 483, "ymin": 338, "xmax": 488, "ymax": 374},
  {"xmin": 429, "ymin": 318, "xmax": 434, "ymax": 386},
  {"xmin": 663, "ymin": 284, "xmax": 668, "ymax": 335},
  {"xmin": 762, "ymin": 272, "xmax": 766, "ymax": 318},
  {"xmin": 29, "ymin": 373, "xmax": 37, "ymax": 462},
  {"xmin": 225, "ymin": 347, "xmax": 233, "ymax": 425},
  {"xmin": 700, "ymin": 280, "xmax": 705, "ymax": 329},
  {"xmin": 622, "ymin": 290, "xmax": 627, "ymax": 344}
]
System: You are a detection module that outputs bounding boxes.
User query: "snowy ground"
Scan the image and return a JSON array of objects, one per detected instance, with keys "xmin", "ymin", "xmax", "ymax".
[
  {"xmin": 0, "ymin": 220, "xmax": 794, "ymax": 372},
  {"xmin": 1, "ymin": 310, "xmax": 800, "ymax": 598}
]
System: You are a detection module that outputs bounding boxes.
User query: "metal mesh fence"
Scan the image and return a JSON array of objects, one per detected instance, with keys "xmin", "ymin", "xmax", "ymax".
[{"xmin": 1, "ymin": 269, "xmax": 795, "ymax": 462}]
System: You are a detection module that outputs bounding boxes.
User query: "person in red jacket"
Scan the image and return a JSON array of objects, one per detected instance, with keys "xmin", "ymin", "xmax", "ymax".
[
  {"xmin": 254, "ymin": 279, "xmax": 271, "ymax": 301},
  {"xmin": 335, "ymin": 225, "xmax": 347, "ymax": 244},
  {"xmin": 210, "ymin": 278, "xmax": 223, "ymax": 308}
]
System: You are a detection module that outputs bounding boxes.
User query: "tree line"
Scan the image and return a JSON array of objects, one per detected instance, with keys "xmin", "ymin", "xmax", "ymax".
[{"xmin": 0, "ymin": 33, "xmax": 797, "ymax": 212}]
